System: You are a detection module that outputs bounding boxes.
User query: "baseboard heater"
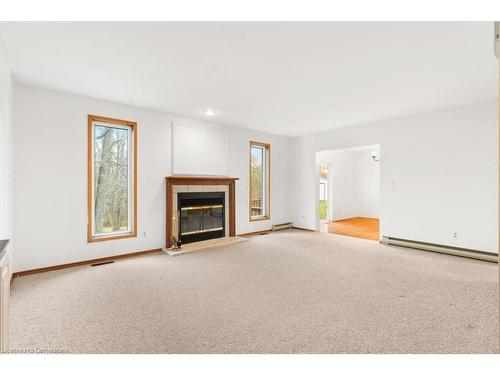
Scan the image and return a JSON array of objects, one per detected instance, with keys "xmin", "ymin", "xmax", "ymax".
[
  {"xmin": 272, "ymin": 222, "xmax": 293, "ymax": 231},
  {"xmin": 382, "ymin": 236, "xmax": 498, "ymax": 263}
]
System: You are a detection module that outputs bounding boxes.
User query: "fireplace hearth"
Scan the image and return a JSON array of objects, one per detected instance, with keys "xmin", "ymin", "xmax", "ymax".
[{"xmin": 178, "ymin": 192, "xmax": 225, "ymax": 244}]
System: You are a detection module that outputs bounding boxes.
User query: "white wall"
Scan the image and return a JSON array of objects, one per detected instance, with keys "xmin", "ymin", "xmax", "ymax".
[
  {"xmin": 172, "ymin": 124, "xmax": 229, "ymax": 176},
  {"xmin": 13, "ymin": 83, "xmax": 291, "ymax": 272},
  {"xmin": 354, "ymin": 149, "xmax": 380, "ymax": 218},
  {"xmin": 292, "ymin": 101, "xmax": 498, "ymax": 253},
  {"xmin": 0, "ymin": 42, "xmax": 14, "ymax": 267},
  {"xmin": 317, "ymin": 147, "xmax": 380, "ymax": 221}
]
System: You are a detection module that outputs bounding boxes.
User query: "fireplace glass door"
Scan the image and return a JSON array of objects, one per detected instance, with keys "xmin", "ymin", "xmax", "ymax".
[{"xmin": 178, "ymin": 192, "xmax": 225, "ymax": 244}]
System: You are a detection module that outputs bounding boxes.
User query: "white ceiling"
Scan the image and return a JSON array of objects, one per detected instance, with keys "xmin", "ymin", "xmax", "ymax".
[
  {"xmin": 0, "ymin": 22, "xmax": 497, "ymax": 137},
  {"xmin": 345, "ymin": 144, "xmax": 380, "ymax": 153}
]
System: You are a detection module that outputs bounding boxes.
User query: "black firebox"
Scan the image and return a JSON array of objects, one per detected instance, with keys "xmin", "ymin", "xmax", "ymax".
[{"xmin": 177, "ymin": 192, "xmax": 225, "ymax": 244}]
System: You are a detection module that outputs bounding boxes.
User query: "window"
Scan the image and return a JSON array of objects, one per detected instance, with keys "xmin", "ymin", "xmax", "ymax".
[
  {"xmin": 319, "ymin": 182, "xmax": 327, "ymax": 201},
  {"xmin": 319, "ymin": 164, "xmax": 329, "ymax": 220},
  {"xmin": 249, "ymin": 141, "xmax": 270, "ymax": 221},
  {"xmin": 87, "ymin": 115, "xmax": 137, "ymax": 242}
]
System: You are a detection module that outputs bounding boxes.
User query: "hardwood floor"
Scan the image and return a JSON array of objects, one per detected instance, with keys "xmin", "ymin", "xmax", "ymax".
[{"xmin": 327, "ymin": 217, "xmax": 379, "ymax": 241}]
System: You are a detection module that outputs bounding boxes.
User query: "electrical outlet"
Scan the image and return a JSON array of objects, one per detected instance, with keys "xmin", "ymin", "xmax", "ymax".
[
  {"xmin": 453, "ymin": 232, "xmax": 457, "ymax": 239},
  {"xmin": 143, "ymin": 231, "xmax": 147, "ymax": 237}
]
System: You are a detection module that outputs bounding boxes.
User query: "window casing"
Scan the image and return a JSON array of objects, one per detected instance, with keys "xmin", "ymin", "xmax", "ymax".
[
  {"xmin": 87, "ymin": 115, "xmax": 137, "ymax": 242},
  {"xmin": 249, "ymin": 141, "xmax": 271, "ymax": 221}
]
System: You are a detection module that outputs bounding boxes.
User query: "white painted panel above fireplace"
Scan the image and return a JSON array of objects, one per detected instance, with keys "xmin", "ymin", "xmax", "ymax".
[{"xmin": 172, "ymin": 124, "xmax": 229, "ymax": 176}]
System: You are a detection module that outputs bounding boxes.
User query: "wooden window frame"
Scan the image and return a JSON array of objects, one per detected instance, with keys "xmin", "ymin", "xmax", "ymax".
[
  {"xmin": 249, "ymin": 140, "xmax": 271, "ymax": 222},
  {"xmin": 87, "ymin": 114, "xmax": 137, "ymax": 243}
]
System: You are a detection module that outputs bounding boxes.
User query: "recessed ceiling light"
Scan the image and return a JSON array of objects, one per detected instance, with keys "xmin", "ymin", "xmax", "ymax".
[{"xmin": 202, "ymin": 108, "xmax": 217, "ymax": 116}]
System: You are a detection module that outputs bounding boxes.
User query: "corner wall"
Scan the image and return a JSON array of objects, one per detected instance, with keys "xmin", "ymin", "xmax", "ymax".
[
  {"xmin": 0, "ymin": 41, "xmax": 14, "ymax": 268},
  {"xmin": 292, "ymin": 101, "xmax": 498, "ymax": 253},
  {"xmin": 13, "ymin": 83, "xmax": 292, "ymax": 272}
]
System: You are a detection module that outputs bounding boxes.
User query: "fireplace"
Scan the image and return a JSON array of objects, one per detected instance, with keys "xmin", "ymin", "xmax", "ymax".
[
  {"xmin": 178, "ymin": 192, "xmax": 225, "ymax": 244},
  {"xmin": 165, "ymin": 176, "xmax": 238, "ymax": 248}
]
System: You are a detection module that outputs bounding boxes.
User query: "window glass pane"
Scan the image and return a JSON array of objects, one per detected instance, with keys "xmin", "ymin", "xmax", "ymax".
[
  {"xmin": 320, "ymin": 182, "xmax": 326, "ymax": 200},
  {"xmin": 319, "ymin": 165, "xmax": 328, "ymax": 220},
  {"xmin": 93, "ymin": 124, "xmax": 130, "ymax": 235},
  {"xmin": 250, "ymin": 146, "xmax": 264, "ymax": 217}
]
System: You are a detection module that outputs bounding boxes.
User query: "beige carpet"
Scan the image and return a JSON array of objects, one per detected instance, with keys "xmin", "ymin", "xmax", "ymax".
[{"xmin": 9, "ymin": 230, "xmax": 498, "ymax": 353}]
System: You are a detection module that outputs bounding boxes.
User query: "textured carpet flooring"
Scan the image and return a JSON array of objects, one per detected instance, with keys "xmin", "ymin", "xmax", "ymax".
[{"xmin": 9, "ymin": 230, "xmax": 498, "ymax": 353}]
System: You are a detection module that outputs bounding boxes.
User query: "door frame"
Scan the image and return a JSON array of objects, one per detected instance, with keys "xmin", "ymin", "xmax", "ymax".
[{"xmin": 495, "ymin": 20, "xmax": 499, "ymax": 353}]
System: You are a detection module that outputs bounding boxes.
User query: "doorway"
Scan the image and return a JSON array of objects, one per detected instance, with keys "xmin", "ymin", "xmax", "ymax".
[{"xmin": 317, "ymin": 145, "xmax": 381, "ymax": 241}]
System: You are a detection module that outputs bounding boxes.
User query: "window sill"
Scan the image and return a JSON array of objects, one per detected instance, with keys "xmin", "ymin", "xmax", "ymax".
[
  {"xmin": 249, "ymin": 216, "xmax": 270, "ymax": 222},
  {"xmin": 87, "ymin": 232, "xmax": 137, "ymax": 243}
]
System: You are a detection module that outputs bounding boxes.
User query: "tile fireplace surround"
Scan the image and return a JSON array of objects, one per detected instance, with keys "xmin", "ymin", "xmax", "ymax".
[{"xmin": 165, "ymin": 176, "xmax": 239, "ymax": 249}]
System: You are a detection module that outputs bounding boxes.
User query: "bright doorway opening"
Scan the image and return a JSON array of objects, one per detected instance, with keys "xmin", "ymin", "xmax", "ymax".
[{"xmin": 316, "ymin": 144, "xmax": 381, "ymax": 241}]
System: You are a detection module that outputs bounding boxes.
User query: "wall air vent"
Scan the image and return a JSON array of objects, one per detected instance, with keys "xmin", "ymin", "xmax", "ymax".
[{"xmin": 90, "ymin": 261, "xmax": 115, "ymax": 267}]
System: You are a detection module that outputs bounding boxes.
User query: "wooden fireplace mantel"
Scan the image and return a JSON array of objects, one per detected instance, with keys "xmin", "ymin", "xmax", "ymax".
[
  {"xmin": 166, "ymin": 176, "xmax": 239, "ymax": 185},
  {"xmin": 165, "ymin": 176, "xmax": 239, "ymax": 248}
]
